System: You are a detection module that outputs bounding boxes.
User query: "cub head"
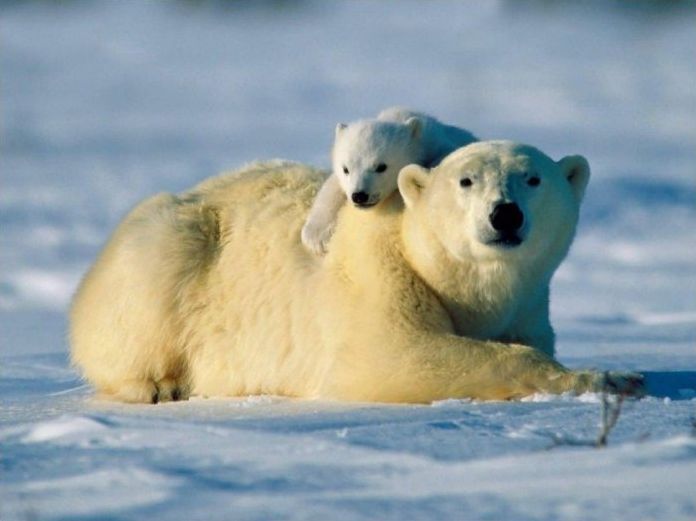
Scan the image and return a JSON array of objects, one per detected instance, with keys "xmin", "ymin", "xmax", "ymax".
[
  {"xmin": 398, "ymin": 140, "xmax": 590, "ymax": 269},
  {"xmin": 332, "ymin": 117, "xmax": 423, "ymax": 208}
]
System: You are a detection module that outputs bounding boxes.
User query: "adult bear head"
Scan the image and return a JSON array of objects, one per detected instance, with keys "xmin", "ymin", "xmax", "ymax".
[{"xmin": 398, "ymin": 140, "xmax": 590, "ymax": 275}]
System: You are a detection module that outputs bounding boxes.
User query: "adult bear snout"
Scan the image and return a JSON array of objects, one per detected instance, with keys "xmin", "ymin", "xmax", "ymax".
[{"xmin": 490, "ymin": 203, "xmax": 524, "ymax": 232}]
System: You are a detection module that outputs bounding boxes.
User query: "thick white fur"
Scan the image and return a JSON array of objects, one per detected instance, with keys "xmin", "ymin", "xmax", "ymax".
[
  {"xmin": 301, "ymin": 107, "xmax": 477, "ymax": 255},
  {"xmin": 70, "ymin": 143, "xmax": 643, "ymax": 404}
]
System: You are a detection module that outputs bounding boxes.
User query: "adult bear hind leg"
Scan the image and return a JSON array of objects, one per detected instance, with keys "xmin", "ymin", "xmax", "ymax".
[{"xmin": 71, "ymin": 192, "xmax": 201, "ymax": 405}]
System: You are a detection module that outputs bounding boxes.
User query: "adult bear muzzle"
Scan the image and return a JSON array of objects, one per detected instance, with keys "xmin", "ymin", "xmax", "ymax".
[{"xmin": 489, "ymin": 202, "xmax": 524, "ymax": 233}]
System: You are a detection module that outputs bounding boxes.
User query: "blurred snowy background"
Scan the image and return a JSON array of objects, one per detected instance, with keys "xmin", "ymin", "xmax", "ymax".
[{"xmin": 1, "ymin": 1, "xmax": 695, "ymax": 520}]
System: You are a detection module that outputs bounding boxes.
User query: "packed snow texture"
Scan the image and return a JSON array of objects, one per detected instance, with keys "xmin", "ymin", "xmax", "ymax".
[{"xmin": 1, "ymin": 1, "xmax": 695, "ymax": 520}]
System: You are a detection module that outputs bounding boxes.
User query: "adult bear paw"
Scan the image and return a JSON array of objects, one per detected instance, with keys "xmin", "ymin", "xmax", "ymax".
[{"xmin": 597, "ymin": 371, "xmax": 646, "ymax": 398}]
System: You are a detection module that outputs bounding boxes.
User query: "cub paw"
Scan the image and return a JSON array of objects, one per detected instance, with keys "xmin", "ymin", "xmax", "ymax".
[{"xmin": 301, "ymin": 222, "xmax": 335, "ymax": 256}]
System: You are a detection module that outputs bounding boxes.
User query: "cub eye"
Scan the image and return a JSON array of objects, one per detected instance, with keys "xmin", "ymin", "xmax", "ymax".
[
  {"xmin": 527, "ymin": 176, "xmax": 541, "ymax": 187},
  {"xmin": 342, "ymin": 166, "xmax": 349, "ymax": 175},
  {"xmin": 460, "ymin": 178, "xmax": 473, "ymax": 188},
  {"xmin": 375, "ymin": 163, "xmax": 387, "ymax": 173}
]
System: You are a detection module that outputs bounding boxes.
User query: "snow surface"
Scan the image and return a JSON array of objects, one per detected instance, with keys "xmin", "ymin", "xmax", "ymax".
[{"xmin": 1, "ymin": 1, "xmax": 695, "ymax": 520}]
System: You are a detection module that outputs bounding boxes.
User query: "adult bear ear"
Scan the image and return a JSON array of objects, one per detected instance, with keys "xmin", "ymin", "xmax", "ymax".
[
  {"xmin": 335, "ymin": 123, "xmax": 348, "ymax": 137},
  {"xmin": 405, "ymin": 117, "xmax": 423, "ymax": 140},
  {"xmin": 558, "ymin": 155, "xmax": 591, "ymax": 202},
  {"xmin": 398, "ymin": 164, "xmax": 430, "ymax": 209}
]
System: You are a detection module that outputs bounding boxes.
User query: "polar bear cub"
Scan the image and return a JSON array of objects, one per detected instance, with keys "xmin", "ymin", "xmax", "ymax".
[{"xmin": 300, "ymin": 107, "xmax": 477, "ymax": 255}]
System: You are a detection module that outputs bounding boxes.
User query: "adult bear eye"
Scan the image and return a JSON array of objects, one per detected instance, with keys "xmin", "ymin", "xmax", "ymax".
[
  {"xmin": 460, "ymin": 178, "xmax": 473, "ymax": 188},
  {"xmin": 342, "ymin": 166, "xmax": 349, "ymax": 175},
  {"xmin": 375, "ymin": 163, "xmax": 387, "ymax": 173},
  {"xmin": 528, "ymin": 176, "xmax": 541, "ymax": 187}
]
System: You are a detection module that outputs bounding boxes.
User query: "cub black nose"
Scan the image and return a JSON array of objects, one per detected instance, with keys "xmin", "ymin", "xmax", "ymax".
[
  {"xmin": 351, "ymin": 191, "xmax": 369, "ymax": 205},
  {"xmin": 490, "ymin": 203, "xmax": 524, "ymax": 232}
]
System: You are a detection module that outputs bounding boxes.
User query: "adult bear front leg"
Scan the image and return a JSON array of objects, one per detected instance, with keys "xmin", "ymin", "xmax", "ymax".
[{"xmin": 322, "ymin": 333, "xmax": 645, "ymax": 403}]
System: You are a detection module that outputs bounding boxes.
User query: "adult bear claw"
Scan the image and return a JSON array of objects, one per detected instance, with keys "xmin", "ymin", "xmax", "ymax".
[{"xmin": 599, "ymin": 371, "xmax": 646, "ymax": 398}]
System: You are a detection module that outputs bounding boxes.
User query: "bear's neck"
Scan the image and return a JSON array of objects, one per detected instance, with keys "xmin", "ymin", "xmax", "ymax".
[{"xmin": 400, "ymin": 211, "xmax": 548, "ymax": 336}]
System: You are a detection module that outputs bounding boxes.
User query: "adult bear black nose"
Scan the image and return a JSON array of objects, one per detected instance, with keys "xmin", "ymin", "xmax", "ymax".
[
  {"xmin": 490, "ymin": 203, "xmax": 524, "ymax": 232},
  {"xmin": 352, "ymin": 191, "xmax": 369, "ymax": 205}
]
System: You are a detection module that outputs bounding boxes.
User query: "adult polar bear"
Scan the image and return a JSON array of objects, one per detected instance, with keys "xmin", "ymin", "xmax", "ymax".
[{"xmin": 70, "ymin": 141, "xmax": 643, "ymax": 403}]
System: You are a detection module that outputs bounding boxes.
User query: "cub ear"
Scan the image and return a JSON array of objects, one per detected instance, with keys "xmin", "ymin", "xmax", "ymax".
[
  {"xmin": 405, "ymin": 117, "xmax": 423, "ymax": 140},
  {"xmin": 335, "ymin": 123, "xmax": 348, "ymax": 137},
  {"xmin": 558, "ymin": 154, "xmax": 591, "ymax": 202},
  {"xmin": 398, "ymin": 164, "xmax": 430, "ymax": 208}
]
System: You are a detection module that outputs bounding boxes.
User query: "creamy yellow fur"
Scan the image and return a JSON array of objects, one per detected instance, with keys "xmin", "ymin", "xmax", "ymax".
[{"xmin": 70, "ymin": 146, "xmax": 638, "ymax": 404}]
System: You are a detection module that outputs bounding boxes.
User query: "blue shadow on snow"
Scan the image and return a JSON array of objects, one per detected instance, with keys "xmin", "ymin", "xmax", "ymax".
[{"xmin": 643, "ymin": 371, "xmax": 696, "ymax": 400}]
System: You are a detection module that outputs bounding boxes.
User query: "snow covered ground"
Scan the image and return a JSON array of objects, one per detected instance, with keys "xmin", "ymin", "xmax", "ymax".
[{"xmin": 1, "ymin": 1, "xmax": 695, "ymax": 519}]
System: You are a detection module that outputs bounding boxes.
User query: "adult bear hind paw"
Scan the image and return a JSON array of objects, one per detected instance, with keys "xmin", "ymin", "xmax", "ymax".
[{"xmin": 154, "ymin": 378, "xmax": 191, "ymax": 403}]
